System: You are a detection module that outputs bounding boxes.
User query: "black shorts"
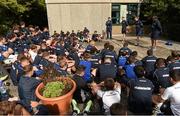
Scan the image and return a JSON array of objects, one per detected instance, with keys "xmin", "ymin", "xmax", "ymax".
[{"xmin": 122, "ymin": 28, "xmax": 126, "ymax": 34}]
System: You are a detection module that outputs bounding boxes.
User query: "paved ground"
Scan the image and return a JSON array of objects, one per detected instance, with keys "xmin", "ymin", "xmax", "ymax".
[{"xmin": 95, "ymin": 34, "xmax": 180, "ymax": 59}]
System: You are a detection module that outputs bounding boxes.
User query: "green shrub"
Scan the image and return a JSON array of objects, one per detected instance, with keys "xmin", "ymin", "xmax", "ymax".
[
  {"xmin": 41, "ymin": 80, "xmax": 72, "ymax": 98},
  {"xmin": 43, "ymin": 81, "xmax": 65, "ymax": 98}
]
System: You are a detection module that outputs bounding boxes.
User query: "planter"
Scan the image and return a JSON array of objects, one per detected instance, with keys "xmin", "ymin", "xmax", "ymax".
[{"xmin": 35, "ymin": 77, "xmax": 76, "ymax": 115}]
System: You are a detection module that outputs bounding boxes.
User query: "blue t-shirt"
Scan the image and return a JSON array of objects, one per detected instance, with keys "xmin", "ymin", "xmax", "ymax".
[
  {"xmin": 118, "ymin": 56, "xmax": 127, "ymax": 68},
  {"xmin": 124, "ymin": 64, "xmax": 137, "ymax": 80},
  {"xmin": 79, "ymin": 60, "xmax": 92, "ymax": 82}
]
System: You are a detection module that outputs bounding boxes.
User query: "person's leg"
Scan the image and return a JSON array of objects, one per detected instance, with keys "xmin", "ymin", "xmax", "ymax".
[
  {"xmin": 106, "ymin": 31, "xmax": 109, "ymax": 39},
  {"xmin": 110, "ymin": 30, "xmax": 112, "ymax": 39},
  {"xmin": 154, "ymin": 40, "xmax": 157, "ymax": 48},
  {"xmin": 71, "ymin": 99, "xmax": 80, "ymax": 114},
  {"xmin": 137, "ymin": 36, "xmax": 140, "ymax": 46},
  {"xmin": 151, "ymin": 39, "xmax": 154, "ymax": 48}
]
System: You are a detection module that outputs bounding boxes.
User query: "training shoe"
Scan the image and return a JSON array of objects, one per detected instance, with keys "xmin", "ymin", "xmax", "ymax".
[
  {"xmin": 83, "ymin": 100, "xmax": 93, "ymax": 113},
  {"xmin": 0, "ymin": 75, "xmax": 8, "ymax": 81},
  {"xmin": 71, "ymin": 99, "xmax": 80, "ymax": 114}
]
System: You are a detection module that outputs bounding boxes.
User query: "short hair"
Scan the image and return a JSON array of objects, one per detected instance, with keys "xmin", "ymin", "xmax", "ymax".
[
  {"xmin": 123, "ymin": 42, "xmax": 128, "ymax": 47},
  {"xmin": 104, "ymin": 42, "xmax": 110, "ymax": 49},
  {"xmin": 30, "ymin": 44, "xmax": 37, "ymax": 50},
  {"xmin": 156, "ymin": 58, "xmax": 165, "ymax": 67},
  {"xmin": 147, "ymin": 49, "xmax": 153, "ymax": 56},
  {"xmin": 20, "ymin": 21, "xmax": 25, "ymax": 26},
  {"xmin": 127, "ymin": 56, "xmax": 135, "ymax": 64},
  {"xmin": 76, "ymin": 65, "xmax": 86, "ymax": 74},
  {"xmin": 131, "ymin": 51, "xmax": 138, "ymax": 57},
  {"xmin": 83, "ymin": 52, "xmax": 91, "ymax": 60},
  {"xmin": 171, "ymin": 50, "xmax": 178, "ymax": 59},
  {"xmin": 0, "ymin": 36, "xmax": 5, "ymax": 42},
  {"xmin": 153, "ymin": 16, "xmax": 158, "ymax": 20},
  {"xmin": 19, "ymin": 56, "xmax": 29, "ymax": 63},
  {"xmin": 23, "ymin": 65, "xmax": 33, "ymax": 74},
  {"xmin": 134, "ymin": 65, "xmax": 145, "ymax": 78},
  {"xmin": 109, "ymin": 45, "xmax": 114, "ymax": 51},
  {"xmin": 170, "ymin": 69, "xmax": 180, "ymax": 82},
  {"xmin": 104, "ymin": 78, "xmax": 115, "ymax": 91},
  {"xmin": 110, "ymin": 103, "xmax": 127, "ymax": 115}
]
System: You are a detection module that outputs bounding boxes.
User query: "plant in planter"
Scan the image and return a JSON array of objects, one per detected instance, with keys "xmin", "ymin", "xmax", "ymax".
[{"xmin": 35, "ymin": 64, "xmax": 76, "ymax": 115}]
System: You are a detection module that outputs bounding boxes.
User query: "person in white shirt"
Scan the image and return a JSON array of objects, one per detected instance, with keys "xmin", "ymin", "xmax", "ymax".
[
  {"xmin": 92, "ymin": 78, "xmax": 121, "ymax": 114},
  {"xmin": 153, "ymin": 69, "xmax": 180, "ymax": 115}
]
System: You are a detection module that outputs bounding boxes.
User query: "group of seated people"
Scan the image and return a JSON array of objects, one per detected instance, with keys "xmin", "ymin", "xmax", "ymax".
[{"xmin": 0, "ymin": 22, "xmax": 180, "ymax": 115}]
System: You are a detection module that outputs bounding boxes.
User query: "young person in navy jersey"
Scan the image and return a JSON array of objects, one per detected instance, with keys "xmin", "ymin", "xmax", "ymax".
[
  {"xmin": 118, "ymin": 42, "xmax": 132, "ymax": 57},
  {"xmin": 18, "ymin": 65, "xmax": 41, "ymax": 113},
  {"xmin": 122, "ymin": 66, "xmax": 154, "ymax": 115},
  {"xmin": 134, "ymin": 17, "xmax": 143, "ymax": 46},
  {"xmin": 103, "ymin": 44, "xmax": 118, "ymax": 65},
  {"xmin": 121, "ymin": 17, "xmax": 128, "ymax": 42},
  {"xmin": 153, "ymin": 58, "xmax": 171, "ymax": 93},
  {"xmin": 95, "ymin": 57, "xmax": 117, "ymax": 83},
  {"xmin": 142, "ymin": 49, "xmax": 157, "ymax": 80},
  {"xmin": 106, "ymin": 17, "xmax": 112, "ymax": 39},
  {"xmin": 151, "ymin": 16, "xmax": 162, "ymax": 50}
]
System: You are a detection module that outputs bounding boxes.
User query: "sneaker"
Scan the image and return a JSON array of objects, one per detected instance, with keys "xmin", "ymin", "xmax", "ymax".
[
  {"xmin": 0, "ymin": 75, "xmax": 8, "ymax": 81},
  {"xmin": 71, "ymin": 99, "xmax": 80, "ymax": 114},
  {"xmin": 83, "ymin": 100, "xmax": 93, "ymax": 113}
]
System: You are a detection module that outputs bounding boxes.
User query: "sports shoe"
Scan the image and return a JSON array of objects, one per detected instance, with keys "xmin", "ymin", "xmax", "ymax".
[
  {"xmin": 71, "ymin": 99, "xmax": 80, "ymax": 114},
  {"xmin": 0, "ymin": 75, "xmax": 8, "ymax": 81},
  {"xmin": 83, "ymin": 100, "xmax": 93, "ymax": 113}
]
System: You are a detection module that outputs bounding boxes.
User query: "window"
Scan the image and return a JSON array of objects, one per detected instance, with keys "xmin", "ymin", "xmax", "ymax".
[
  {"xmin": 127, "ymin": 4, "xmax": 138, "ymax": 25},
  {"xmin": 112, "ymin": 4, "xmax": 120, "ymax": 25}
]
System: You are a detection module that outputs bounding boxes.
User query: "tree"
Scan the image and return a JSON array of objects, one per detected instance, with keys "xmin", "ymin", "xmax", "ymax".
[
  {"xmin": 0, "ymin": 0, "xmax": 47, "ymax": 34},
  {"xmin": 140, "ymin": 0, "xmax": 180, "ymax": 41}
]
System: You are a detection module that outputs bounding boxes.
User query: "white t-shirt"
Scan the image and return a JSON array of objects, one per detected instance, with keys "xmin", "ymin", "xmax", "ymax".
[
  {"xmin": 161, "ymin": 82, "xmax": 180, "ymax": 115},
  {"xmin": 97, "ymin": 87, "xmax": 121, "ymax": 112}
]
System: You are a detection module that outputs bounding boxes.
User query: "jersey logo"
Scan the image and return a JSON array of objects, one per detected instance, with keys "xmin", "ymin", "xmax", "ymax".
[{"xmin": 134, "ymin": 86, "xmax": 151, "ymax": 90}]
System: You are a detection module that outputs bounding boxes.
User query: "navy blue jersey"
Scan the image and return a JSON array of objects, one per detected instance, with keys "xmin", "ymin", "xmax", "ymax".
[
  {"xmin": 54, "ymin": 45, "xmax": 66, "ymax": 56},
  {"xmin": 142, "ymin": 55, "xmax": 157, "ymax": 78},
  {"xmin": 10, "ymin": 62, "xmax": 20, "ymax": 86},
  {"xmin": 68, "ymin": 52, "xmax": 80, "ymax": 66},
  {"xmin": 168, "ymin": 61, "xmax": 180, "ymax": 71},
  {"xmin": 103, "ymin": 50, "xmax": 118, "ymax": 65},
  {"xmin": 96, "ymin": 63, "xmax": 117, "ymax": 83},
  {"xmin": 118, "ymin": 47, "xmax": 132, "ymax": 56},
  {"xmin": 18, "ymin": 76, "xmax": 41, "ymax": 110},
  {"xmin": 121, "ymin": 20, "xmax": 128, "ymax": 33},
  {"xmin": 135, "ymin": 60, "xmax": 143, "ymax": 66},
  {"xmin": 128, "ymin": 78, "xmax": 154, "ymax": 114},
  {"xmin": 153, "ymin": 67, "xmax": 171, "ymax": 89},
  {"xmin": 89, "ymin": 54, "xmax": 101, "ymax": 68}
]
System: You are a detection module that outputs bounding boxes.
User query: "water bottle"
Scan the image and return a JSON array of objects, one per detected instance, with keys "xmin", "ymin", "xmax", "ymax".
[{"xmin": 0, "ymin": 80, "xmax": 9, "ymax": 100}]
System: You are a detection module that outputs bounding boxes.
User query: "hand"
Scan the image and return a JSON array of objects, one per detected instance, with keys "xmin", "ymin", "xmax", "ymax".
[
  {"xmin": 33, "ymin": 66, "xmax": 38, "ymax": 71},
  {"xmin": 31, "ymin": 101, "xmax": 39, "ymax": 108},
  {"xmin": 2, "ymin": 51, "xmax": 9, "ymax": 58}
]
